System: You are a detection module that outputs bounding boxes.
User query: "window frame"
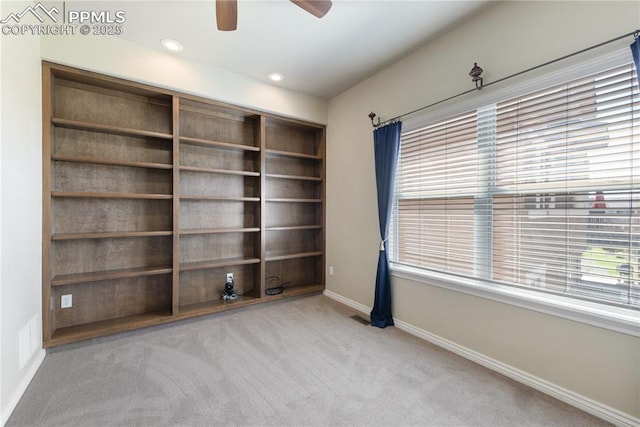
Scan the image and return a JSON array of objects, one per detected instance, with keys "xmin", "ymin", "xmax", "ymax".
[{"xmin": 389, "ymin": 47, "xmax": 640, "ymax": 337}]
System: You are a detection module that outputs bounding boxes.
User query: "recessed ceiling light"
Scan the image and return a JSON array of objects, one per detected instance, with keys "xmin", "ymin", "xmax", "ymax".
[
  {"xmin": 267, "ymin": 72, "xmax": 284, "ymax": 82},
  {"xmin": 161, "ymin": 38, "xmax": 183, "ymax": 52}
]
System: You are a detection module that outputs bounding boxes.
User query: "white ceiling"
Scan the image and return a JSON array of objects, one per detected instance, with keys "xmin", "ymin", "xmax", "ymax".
[{"xmin": 84, "ymin": 1, "xmax": 494, "ymax": 99}]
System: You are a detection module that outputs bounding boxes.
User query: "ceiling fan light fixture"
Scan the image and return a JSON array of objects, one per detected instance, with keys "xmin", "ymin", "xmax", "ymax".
[
  {"xmin": 161, "ymin": 38, "xmax": 184, "ymax": 52},
  {"xmin": 267, "ymin": 72, "xmax": 284, "ymax": 82}
]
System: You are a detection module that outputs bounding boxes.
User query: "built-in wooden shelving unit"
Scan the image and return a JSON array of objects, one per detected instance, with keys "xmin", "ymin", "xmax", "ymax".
[{"xmin": 42, "ymin": 61, "xmax": 325, "ymax": 347}]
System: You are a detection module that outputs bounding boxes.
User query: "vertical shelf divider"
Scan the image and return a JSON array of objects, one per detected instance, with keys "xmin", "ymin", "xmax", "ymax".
[
  {"xmin": 258, "ymin": 116, "xmax": 267, "ymax": 298},
  {"xmin": 319, "ymin": 127, "xmax": 327, "ymax": 290},
  {"xmin": 172, "ymin": 95, "xmax": 181, "ymax": 315},
  {"xmin": 42, "ymin": 63, "xmax": 54, "ymax": 342}
]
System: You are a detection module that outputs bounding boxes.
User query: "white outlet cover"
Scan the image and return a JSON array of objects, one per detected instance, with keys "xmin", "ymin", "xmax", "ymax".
[{"xmin": 61, "ymin": 294, "xmax": 72, "ymax": 308}]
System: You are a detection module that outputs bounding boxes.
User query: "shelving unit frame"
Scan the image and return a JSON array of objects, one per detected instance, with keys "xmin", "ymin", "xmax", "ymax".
[{"xmin": 42, "ymin": 62, "xmax": 325, "ymax": 347}]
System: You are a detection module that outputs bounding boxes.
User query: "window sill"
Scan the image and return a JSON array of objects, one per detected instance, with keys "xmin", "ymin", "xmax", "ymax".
[{"xmin": 390, "ymin": 263, "xmax": 640, "ymax": 337}]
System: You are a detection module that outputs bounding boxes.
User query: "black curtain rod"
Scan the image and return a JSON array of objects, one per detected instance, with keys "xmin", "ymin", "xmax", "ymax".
[{"xmin": 370, "ymin": 29, "xmax": 640, "ymax": 128}]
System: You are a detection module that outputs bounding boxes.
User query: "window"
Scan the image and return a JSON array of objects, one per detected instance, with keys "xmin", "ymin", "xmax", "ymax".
[
  {"xmin": 390, "ymin": 61, "xmax": 640, "ymax": 309},
  {"xmin": 395, "ymin": 111, "xmax": 478, "ymax": 277}
]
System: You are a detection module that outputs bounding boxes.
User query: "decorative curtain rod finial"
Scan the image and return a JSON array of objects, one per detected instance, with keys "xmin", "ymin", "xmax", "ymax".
[
  {"xmin": 369, "ymin": 112, "xmax": 381, "ymax": 128},
  {"xmin": 469, "ymin": 62, "xmax": 484, "ymax": 90}
]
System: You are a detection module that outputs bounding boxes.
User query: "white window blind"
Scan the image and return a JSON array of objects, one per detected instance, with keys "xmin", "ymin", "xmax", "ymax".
[
  {"xmin": 391, "ymin": 62, "xmax": 640, "ymax": 308},
  {"xmin": 393, "ymin": 111, "xmax": 477, "ymax": 277}
]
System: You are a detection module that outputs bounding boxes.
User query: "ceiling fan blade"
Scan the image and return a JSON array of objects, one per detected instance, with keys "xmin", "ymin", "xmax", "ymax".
[
  {"xmin": 216, "ymin": 0, "xmax": 237, "ymax": 31},
  {"xmin": 290, "ymin": 0, "xmax": 332, "ymax": 18}
]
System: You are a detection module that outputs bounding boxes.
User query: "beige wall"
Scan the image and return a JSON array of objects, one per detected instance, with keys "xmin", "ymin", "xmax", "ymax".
[
  {"xmin": 326, "ymin": 0, "xmax": 640, "ymax": 420},
  {"xmin": 0, "ymin": 2, "xmax": 45, "ymax": 421}
]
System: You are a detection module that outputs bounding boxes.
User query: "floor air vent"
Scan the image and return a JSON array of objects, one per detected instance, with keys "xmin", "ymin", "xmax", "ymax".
[{"xmin": 350, "ymin": 314, "xmax": 370, "ymax": 325}]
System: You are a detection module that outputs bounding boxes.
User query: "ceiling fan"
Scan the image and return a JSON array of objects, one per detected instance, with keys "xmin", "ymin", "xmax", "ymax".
[{"xmin": 216, "ymin": 0, "xmax": 332, "ymax": 31}]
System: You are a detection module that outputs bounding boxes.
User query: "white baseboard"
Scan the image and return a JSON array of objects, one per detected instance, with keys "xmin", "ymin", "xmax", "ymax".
[
  {"xmin": 324, "ymin": 289, "xmax": 371, "ymax": 314},
  {"xmin": 1, "ymin": 348, "xmax": 46, "ymax": 427},
  {"xmin": 323, "ymin": 290, "xmax": 639, "ymax": 427}
]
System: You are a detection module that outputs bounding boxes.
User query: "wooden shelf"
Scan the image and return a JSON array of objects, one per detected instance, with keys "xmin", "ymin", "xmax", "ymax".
[
  {"xmin": 52, "ymin": 191, "xmax": 172, "ymax": 200},
  {"xmin": 180, "ymin": 195, "xmax": 260, "ymax": 202},
  {"xmin": 178, "ymin": 284, "xmax": 323, "ymax": 317},
  {"xmin": 51, "ymin": 117, "xmax": 173, "ymax": 140},
  {"xmin": 266, "ymin": 225, "xmax": 322, "ymax": 232},
  {"xmin": 47, "ymin": 310, "xmax": 173, "ymax": 348},
  {"xmin": 263, "ymin": 283, "xmax": 324, "ymax": 299},
  {"xmin": 45, "ymin": 284, "xmax": 323, "ymax": 348},
  {"xmin": 180, "ymin": 135, "xmax": 259, "ymax": 152},
  {"xmin": 52, "ymin": 265, "xmax": 173, "ymax": 286},
  {"xmin": 265, "ymin": 173, "xmax": 321, "ymax": 181},
  {"xmin": 265, "ymin": 251, "xmax": 323, "ymax": 262},
  {"xmin": 177, "ymin": 295, "xmax": 262, "ymax": 318},
  {"xmin": 180, "ymin": 257, "xmax": 261, "ymax": 272},
  {"xmin": 266, "ymin": 198, "xmax": 322, "ymax": 203},
  {"xmin": 52, "ymin": 231, "xmax": 173, "ymax": 240},
  {"xmin": 180, "ymin": 228, "xmax": 260, "ymax": 235},
  {"xmin": 180, "ymin": 165, "xmax": 260, "ymax": 177},
  {"xmin": 265, "ymin": 148, "xmax": 321, "ymax": 160},
  {"xmin": 175, "ymin": 284, "xmax": 324, "ymax": 318},
  {"xmin": 52, "ymin": 154, "xmax": 172, "ymax": 170}
]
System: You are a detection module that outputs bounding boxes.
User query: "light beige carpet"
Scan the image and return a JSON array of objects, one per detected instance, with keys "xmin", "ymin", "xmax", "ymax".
[{"xmin": 8, "ymin": 294, "xmax": 609, "ymax": 426}]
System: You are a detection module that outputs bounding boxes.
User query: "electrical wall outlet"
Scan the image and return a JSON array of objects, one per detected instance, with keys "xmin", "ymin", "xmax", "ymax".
[
  {"xmin": 329, "ymin": 265, "xmax": 334, "ymax": 276},
  {"xmin": 61, "ymin": 294, "xmax": 72, "ymax": 309},
  {"xmin": 226, "ymin": 272, "xmax": 233, "ymax": 282}
]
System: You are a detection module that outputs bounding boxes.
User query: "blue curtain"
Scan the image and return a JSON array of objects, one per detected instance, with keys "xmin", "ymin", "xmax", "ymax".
[
  {"xmin": 370, "ymin": 121, "xmax": 402, "ymax": 328},
  {"xmin": 632, "ymin": 36, "xmax": 640, "ymax": 90}
]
